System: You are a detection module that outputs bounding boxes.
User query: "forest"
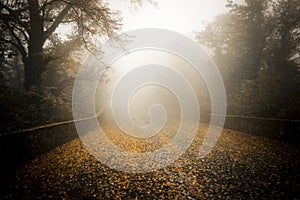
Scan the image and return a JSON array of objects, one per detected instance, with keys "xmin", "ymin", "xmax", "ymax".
[
  {"xmin": 1, "ymin": 0, "xmax": 299, "ymax": 141},
  {"xmin": 0, "ymin": 0, "xmax": 299, "ymax": 199}
]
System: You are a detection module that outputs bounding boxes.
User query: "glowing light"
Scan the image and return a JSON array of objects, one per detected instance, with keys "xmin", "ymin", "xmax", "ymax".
[{"xmin": 109, "ymin": 0, "xmax": 229, "ymax": 36}]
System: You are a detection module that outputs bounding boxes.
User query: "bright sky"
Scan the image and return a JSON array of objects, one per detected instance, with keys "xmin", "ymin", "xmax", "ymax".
[
  {"xmin": 109, "ymin": 0, "xmax": 232, "ymax": 38},
  {"xmin": 56, "ymin": 1, "xmax": 239, "ymax": 40},
  {"xmin": 96, "ymin": 1, "xmax": 238, "ymax": 122}
]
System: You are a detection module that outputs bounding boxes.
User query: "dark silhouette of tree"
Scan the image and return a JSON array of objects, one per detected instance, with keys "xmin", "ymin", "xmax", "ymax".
[
  {"xmin": 197, "ymin": 0, "xmax": 300, "ymax": 118},
  {"xmin": 0, "ymin": 0, "xmax": 128, "ymax": 90}
]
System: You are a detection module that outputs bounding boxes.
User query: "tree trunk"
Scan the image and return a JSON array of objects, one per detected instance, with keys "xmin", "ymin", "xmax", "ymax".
[
  {"xmin": 23, "ymin": 54, "xmax": 46, "ymax": 91},
  {"xmin": 23, "ymin": 0, "xmax": 46, "ymax": 91}
]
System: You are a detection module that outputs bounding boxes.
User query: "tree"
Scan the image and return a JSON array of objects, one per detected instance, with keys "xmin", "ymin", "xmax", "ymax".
[
  {"xmin": 0, "ymin": 0, "xmax": 123, "ymax": 91},
  {"xmin": 196, "ymin": 0, "xmax": 300, "ymax": 117},
  {"xmin": 197, "ymin": 0, "xmax": 270, "ymax": 86},
  {"xmin": 264, "ymin": 0, "xmax": 300, "ymax": 71}
]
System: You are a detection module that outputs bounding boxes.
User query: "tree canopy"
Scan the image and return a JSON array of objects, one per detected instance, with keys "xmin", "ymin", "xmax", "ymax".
[
  {"xmin": 197, "ymin": 0, "xmax": 300, "ymax": 118},
  {"xmin": 0, "ymin": 0, "xmax": 126, "ymax": 90}
]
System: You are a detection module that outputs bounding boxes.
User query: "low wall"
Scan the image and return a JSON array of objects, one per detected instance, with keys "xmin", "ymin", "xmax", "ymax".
[
  {"xmin": 1, "ymin": 113, "xmax": 298, "ymax": 181},
  {"xmin": 0, "ymin": 117, "xmax": 99, "ymax": 180},
  {"xmin": 201, "ymin": 114, "xmax": 300, "ymax": 145}
]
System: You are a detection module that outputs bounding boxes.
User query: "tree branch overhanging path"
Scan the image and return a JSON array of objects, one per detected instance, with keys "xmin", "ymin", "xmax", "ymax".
[{"xmin": 0, "ymin": 0, "xmax": 148, "ymax": 91}]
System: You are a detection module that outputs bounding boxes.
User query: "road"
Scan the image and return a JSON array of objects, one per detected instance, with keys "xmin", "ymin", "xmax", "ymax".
[{"xmin": 1, "ymin": 123, "xmax": 299, "ymax": 199}]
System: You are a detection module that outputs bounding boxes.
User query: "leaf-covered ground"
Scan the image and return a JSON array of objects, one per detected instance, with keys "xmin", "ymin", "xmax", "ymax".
[{"xmin": 1, "ymin": 123, "xmax": 299, "ymax": 199}]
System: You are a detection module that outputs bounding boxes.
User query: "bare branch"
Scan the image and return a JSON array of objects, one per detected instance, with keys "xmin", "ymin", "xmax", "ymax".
[
  {"xmin": 3, "ymin": 21, "xmax": 27, "ymax": 58},
  {"xmin": 0, "ymin": 38, "xmax": 26, "ymax": 58},
  {"xmin": 44, "ymin": 3, "xmax": 72, "ymax": 39}
]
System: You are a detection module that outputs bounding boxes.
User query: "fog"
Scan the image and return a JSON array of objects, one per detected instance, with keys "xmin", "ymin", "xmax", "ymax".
[{"xmin": 95, "ymin": 50, "xmax": 210, "ymax": 134}]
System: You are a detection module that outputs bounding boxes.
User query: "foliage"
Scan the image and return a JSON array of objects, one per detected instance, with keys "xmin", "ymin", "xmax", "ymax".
[
  {"xmin": 0, "ymin": 85, "xmax": 72, "ymax": 135},
  {"xmin": 0, "ymin": 0, "xmax": 151, "ymax": 134},
  {"xmin": 0, "ymin": 0, "xmax": 122, "ymax": 90},
  {"xmin": 197, "ymin": 0, "xmax": 300, "ymax": 121}
]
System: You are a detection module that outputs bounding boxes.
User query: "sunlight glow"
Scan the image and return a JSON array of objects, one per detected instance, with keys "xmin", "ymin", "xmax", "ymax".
[
  {"xmin": 109, "ymin": 0, "xmax": 230, "ymax": 37},
  {"xmin": 56, "ymin": 1, "xmax": 231, "ymax": 40}
]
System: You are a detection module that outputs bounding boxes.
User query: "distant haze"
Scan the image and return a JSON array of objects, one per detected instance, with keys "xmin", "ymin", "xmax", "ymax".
[
  {"xmin": 109, "ymin": 0, "xmax": 244, "ymax": 37},
  {"xmin": 96, "ymin": 50, "xmax": 210, "ymax": 127}
]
